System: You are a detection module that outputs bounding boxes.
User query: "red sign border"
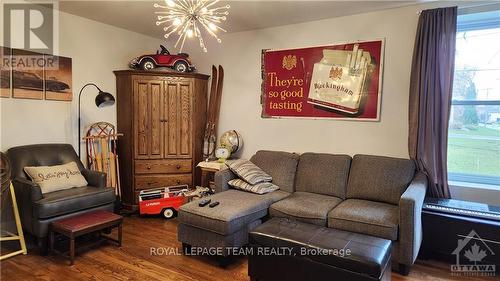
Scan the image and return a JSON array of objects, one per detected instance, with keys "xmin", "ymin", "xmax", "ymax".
[{"xmin": 261, "ymin": 38, "xmax": 385, "ymax": 121}]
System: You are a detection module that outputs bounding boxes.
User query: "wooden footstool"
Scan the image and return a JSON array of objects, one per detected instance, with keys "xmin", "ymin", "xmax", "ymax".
[{"xmin": 49, "ymin": 210, "xmax": 123, "ymax": 265}]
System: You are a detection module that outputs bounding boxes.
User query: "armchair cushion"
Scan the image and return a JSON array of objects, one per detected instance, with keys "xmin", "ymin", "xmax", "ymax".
[
  {"xmin": 327, "ymin": 199, "xmax": 399, "ymax": 240},
  {"xmin": 7, "ymin": 144, "xmax": 84, "ymax": 180},
  {"xmin": 24, "ymin": 162, "xmax": 88, "ymax": 193},
  {"xmin": 269, "ymin": 192, "xmax": 342, "ymax": 226},
  {"xmin": 82, "ymin": 169, "xmax": 107, "ymax": 188},
  {"xmin": 33, "ymin": 186, "xmax": 115, "ymax": 219}
]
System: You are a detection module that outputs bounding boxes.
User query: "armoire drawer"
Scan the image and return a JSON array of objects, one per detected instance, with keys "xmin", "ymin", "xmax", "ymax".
[
  {"xmin": 135, "ymin": 174, "xmax": 192, "ymax": 190},
  {"xmin": 135, "ymin": 159, "xmax": 192, "ymax": 174}
]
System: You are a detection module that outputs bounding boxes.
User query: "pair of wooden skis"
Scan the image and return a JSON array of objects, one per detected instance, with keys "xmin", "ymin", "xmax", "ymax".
[{"xmin": 203, "ymin": 65, "xmax": 224, "ymax": 161}]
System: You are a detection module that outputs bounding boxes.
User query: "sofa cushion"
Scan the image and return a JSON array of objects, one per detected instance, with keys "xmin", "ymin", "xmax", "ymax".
[
  {"xmin": 295, "ymin": 153, "xmax": 351, "ymax": 198},
  {"xmin": 178, "ymin": 189, "xmax": 289, "ymax": 235},
  {"xmin": 228, "ymin": 179, "xmax": 279, "ymax": 194},
  {"xmin": 346, "ymin": 154, "xmax": 415, "ymax": 205},
  {"xmin": 250, "ymin": 150, "xmax": 299, "ymax": 193},
  {"xmin": 33, "ymin": 186, "xmax": 116, "ymax": 219},
  {"xmin": 269, "ymin": 192, "xmax": 342, "ymax": 226},
  {"xmin": 328, "ymin": 199, "xmax": 399, "ymax": 240},
  {"xmin": 226, "ymin": 159, "xmax": 272, "ymax": 184}
]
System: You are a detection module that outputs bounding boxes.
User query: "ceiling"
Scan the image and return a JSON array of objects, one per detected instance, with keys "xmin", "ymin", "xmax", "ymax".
[{"xmin": 59, "ymin": 1, "xmax": 423, "ymax": 38}]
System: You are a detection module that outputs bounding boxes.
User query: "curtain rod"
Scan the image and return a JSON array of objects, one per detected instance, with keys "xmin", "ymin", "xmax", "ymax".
[{"xmin": 416, "ymin": 2, "xmax": 500, "ymax": 15}]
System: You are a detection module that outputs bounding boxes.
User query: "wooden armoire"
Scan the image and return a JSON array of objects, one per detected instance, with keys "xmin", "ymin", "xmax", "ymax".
[{"xmin": 114, "ymin": 70, "xmax": 208, "ymax": 209}]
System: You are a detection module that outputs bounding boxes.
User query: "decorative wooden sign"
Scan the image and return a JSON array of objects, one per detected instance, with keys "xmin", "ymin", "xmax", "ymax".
[
  {"xmin": 1, "ymin": 46, "xmax": 73, "ymax": 101},
  {"xmin": 261, "ymin": 39, "xmax": 384, "ymax": 121},
  {"xmin": 11, "ymin": 49, "xmax": 44, "ymax": 100},
  {"xmin": 0, "ymin": 47, "xmax": 11, "ymax": 98},
  {"xmin": 44, "ymin": 55, "xmax": 73, "ymax": 101}
]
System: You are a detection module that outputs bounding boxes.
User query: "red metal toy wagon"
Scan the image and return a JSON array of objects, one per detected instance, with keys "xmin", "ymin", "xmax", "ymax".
[{"xmin": 138, "ymin": 185, "xmax": 189, "ymax": 219}]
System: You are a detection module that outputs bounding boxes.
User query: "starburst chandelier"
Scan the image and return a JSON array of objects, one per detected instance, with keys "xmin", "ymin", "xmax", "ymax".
[{"xmin": 154, "ymin": 0, "xmax": 230, "ymax": 52}]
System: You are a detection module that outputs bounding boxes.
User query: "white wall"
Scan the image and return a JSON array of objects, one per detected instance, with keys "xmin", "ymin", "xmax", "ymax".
[
  {"xmin": 182, "ymin": 1, "xmax": 500, "ymax": 205},
  {"xmin": 0, "ymin": 9, "xmax": 161, "ymax": 157},
  {"xmin": 182, "ymin": 4, "xmax": 427, "ymax": 159}
]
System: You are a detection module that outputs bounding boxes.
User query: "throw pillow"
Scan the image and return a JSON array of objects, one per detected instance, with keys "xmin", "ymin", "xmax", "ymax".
[
  {"xmin": 228, "ymin": 179, "xmax": 279, "ymax": 194},
  {"xmin": 24, "ymin": 162, "xmax": 88, "ymax": 194},
  {"xmin": 226, "ymin": 159, "xmax": 272, "ymax": 184}
]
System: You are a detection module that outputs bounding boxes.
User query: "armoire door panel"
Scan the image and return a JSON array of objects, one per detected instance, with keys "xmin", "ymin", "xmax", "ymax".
[
  {"xmin": 150, "ymin": 82, "xmax": 163, "ymax": 158},
  {"xmin": 133, "ymin": 79, "xmax": 163, "ymax": 160},
  {"xmin": 179, "ymin": 83, "xmax": 192, "ymax": 157},
  {"xmin": 164, "ymin": 82, "xmax": 179, "ymax": 157},
  {"xmin": 134, "ymin": 81, "xmax": 149, "ymax": 159}
]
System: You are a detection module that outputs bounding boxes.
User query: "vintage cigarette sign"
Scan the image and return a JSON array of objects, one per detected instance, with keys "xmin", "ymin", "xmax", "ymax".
[{"xmin": 261, "ymin": 39, "xmax": 384, "ymax": 120}]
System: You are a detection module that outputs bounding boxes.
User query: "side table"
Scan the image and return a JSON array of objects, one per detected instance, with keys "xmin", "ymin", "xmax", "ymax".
[{"xmin": 197, "ymin": 161, "xmax": 228, "ymax": 191}]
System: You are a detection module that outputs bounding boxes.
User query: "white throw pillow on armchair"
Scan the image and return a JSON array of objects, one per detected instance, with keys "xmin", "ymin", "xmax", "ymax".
[{"xmin": 24, "ymin": 161, "xmax": 88, "ymax": 194}]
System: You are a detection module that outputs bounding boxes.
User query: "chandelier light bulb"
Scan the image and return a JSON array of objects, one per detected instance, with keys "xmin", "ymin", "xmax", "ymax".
[
  {"xmin": 166, "ymin": 0, "xmax": 175, "ymax": 8},
  {"xmin": 154, "ymin": 0, "xmax": 230, "ymax": 52},
  {"xmin": 208, "ymin": 22, "xmax": 217, "ymax": 31}
]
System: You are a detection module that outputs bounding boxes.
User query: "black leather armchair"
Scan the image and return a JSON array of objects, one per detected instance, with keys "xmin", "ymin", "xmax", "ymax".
[{"xmin": 7, "ymin": 144, "xmax": 115, "ymax": 254}]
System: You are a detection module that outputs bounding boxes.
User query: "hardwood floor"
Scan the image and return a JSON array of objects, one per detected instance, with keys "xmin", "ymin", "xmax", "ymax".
[{"xmin": 0, "ymin": 215, "xmax": 496, "ymax": 281}]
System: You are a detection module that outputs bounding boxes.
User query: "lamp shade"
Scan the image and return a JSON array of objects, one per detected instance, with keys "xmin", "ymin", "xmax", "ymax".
[{"xmin": 95, "ymin": 91, "xmax": 115, "ymax": 108}]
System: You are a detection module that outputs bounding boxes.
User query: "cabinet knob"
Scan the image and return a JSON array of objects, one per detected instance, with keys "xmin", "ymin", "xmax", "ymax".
[
  {"xmin": 176, "ymin": 164, "xmax": 181, "ymax": 169},
  {"xmin": 176, "ymin": 180, "xmax": 181, "ymax": 184},
  {"xmin": 160, "ymin": 119, "xmax": 168, "ymax": 123},
  {"xmin": 146, "ymin": 165, "xmax": 151, "ymax": 170}
]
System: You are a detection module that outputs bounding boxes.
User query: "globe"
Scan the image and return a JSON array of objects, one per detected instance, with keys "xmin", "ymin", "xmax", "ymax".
[{"xmin": 219, "ymin": 130, "xmax": 243, "ymax": 153}]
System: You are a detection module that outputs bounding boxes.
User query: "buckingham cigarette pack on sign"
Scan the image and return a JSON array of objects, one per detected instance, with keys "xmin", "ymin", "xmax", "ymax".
[{"xmin": 307, "ymin": 44, "xmax": 374, "ymax": 115}]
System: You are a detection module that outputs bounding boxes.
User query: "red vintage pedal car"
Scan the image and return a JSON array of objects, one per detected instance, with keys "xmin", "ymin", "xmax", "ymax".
[
  {"xmin": 129, "ymin": 45, "xmax": 195, "ymax": 72},
  {"xmin": 138, "ymin": 185, "xmax": 189, "ymax": 219}
]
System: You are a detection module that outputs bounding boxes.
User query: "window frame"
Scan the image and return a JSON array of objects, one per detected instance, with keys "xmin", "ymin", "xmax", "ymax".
[{"xmin": 447, "ymin": 8, "xmax": 500, "ymax": 187}]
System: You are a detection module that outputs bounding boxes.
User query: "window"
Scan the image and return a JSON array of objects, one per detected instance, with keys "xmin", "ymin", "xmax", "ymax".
[{"xmin": 448, "ymin": 9, "xmax": 500, "ymax": 186}]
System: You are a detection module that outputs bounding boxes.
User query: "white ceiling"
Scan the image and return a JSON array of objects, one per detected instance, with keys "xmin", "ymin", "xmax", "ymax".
[{"xmin": 59, "ymin": 1, "xmax": 423, "ymax": 38}]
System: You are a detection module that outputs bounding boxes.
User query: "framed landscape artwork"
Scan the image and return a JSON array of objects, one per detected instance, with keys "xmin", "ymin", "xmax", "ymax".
[
  {"xmin": 1, "ymin": 47, "xmax": 11, "ymax": 98},
  {"xmin": 261, "ymin": 39, "xmax": 385, "ymax": 121}
]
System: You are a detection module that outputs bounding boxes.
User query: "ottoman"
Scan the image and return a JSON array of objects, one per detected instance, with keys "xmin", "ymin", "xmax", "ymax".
[
  {"xmin": 249, "ymin": 218, "xmax": 392, "ymax": 281},
  {"xmin": 177, "ymin": 189, "xmax": 289, "ymax": 256}
]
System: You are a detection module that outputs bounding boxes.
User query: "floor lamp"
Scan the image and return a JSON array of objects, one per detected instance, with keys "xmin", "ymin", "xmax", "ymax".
[{"xmin": 78, "ymin": 83, "xmax": 115, "ymax": 157}]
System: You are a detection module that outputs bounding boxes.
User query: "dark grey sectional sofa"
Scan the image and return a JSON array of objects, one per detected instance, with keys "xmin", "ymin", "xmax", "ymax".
[{"xmin": 177, "ymin": 150, "xmax": 427, "ymax": 274}]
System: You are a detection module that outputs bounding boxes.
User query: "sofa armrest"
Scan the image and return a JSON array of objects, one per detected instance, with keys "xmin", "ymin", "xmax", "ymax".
[
  {"xmin": 81, "ymin": 169, "xmax": 107, "ymax": 188},
  {"xmin": 398, "ymin": 172, "xmax": 427, "ymax": 265},
  {"xmin": 214, "ymin": 169, "xmax": 237, "ymax": 193},
  {"xmin": 11, "ymin": 178, "xmax": 44, "ymax": 234}
]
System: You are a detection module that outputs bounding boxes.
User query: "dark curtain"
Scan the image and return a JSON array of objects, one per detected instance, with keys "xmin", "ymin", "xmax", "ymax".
[{"xmin": 408, "ymin": 7, "xmax": 457, "ymax": 198}]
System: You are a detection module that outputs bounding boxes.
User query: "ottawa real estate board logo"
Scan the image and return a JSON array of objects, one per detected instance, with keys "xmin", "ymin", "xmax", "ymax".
[{"xmin": 451, "ymin": 230, "xmax": 496, "ymax": 277}]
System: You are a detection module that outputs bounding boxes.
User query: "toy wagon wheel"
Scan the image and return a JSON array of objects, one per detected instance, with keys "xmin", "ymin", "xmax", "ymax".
[
  {"xmin": 174, "ymin": 61, "xmax": 188, "ymax": 72},
  {"xmin": 162, "ymin": 208, "xmax": 175, "ymax": 219},
  {"xmin": 141, "ymin": 59, "xmax": 155, "ymax": 71}
]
